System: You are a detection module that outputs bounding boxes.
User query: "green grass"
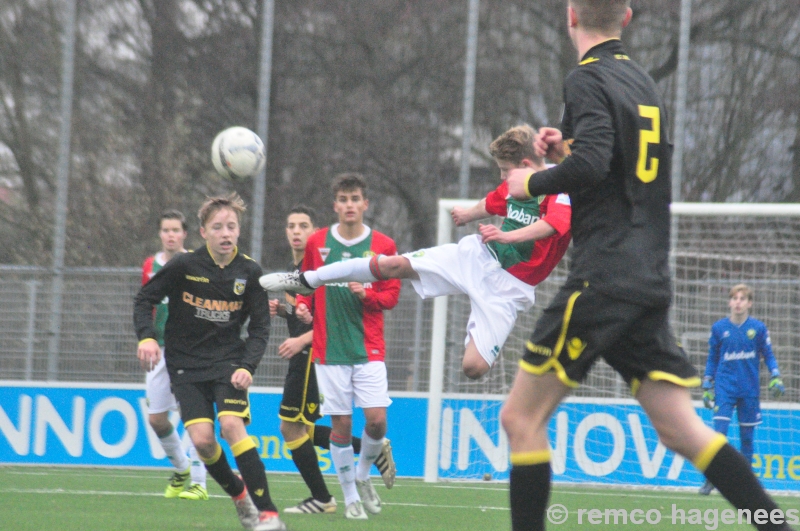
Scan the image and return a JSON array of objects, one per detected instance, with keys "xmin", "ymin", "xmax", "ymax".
[{"xmin": 2, "ymin": 466, "xmax": 799, "ymax": 530}]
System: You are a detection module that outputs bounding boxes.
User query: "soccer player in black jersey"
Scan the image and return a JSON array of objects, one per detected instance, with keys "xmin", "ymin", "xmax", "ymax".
[
  {"xmin": 135, "ymin": 193, "xmax": 285, "ymax": 531},
  {"xmin": 269, "ymin": 205, "xmax": 335, "ymax": 514},
  {"xmin": 269, "ymin": 205, "xmax": 395, "ymax": 515},
  {"xmin": 503, "ymin": 2, "xmax": 795, "ymax": 530}
]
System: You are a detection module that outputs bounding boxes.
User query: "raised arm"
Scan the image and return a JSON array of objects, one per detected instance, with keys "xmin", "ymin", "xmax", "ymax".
[{"xmin": 452, "ymin": 199, "xmax": 491, "ymax": 226}]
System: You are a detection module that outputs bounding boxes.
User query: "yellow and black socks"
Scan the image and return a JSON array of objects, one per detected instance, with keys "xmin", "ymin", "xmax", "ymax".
[
  {"xmin": 286, "ymin": 434, "xmax": 332, "ymax": 503},
  {"xmin": 697, "ymin": 436, "xmax": 791, "ymax": 531},
  {"xmin": 200, "ymin": 443, "xmax": 244, "ymax": 497},
  {"xmin": 231, "ymin": 437, "xmax": 278, "ymax": 513},
  {"xmin": 509, "ymin": 450, "xmax": 552, "ymax": 531}
]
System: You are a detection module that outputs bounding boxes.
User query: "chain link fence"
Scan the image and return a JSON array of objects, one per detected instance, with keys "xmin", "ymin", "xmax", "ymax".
[{"xmin": 0, "ymin": 266, "xmax": 433, "ymax": 391}]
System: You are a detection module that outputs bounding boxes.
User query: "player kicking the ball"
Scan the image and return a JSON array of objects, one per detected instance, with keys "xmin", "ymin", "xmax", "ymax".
[{"xmin": 261, "ymin": 125, "xmax": 571, "ymax": 380}]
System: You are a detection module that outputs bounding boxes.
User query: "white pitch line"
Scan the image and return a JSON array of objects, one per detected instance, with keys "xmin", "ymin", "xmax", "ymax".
[{"xmin": 0, "ymin": 487, "xmax": 509, "ymax": 511}]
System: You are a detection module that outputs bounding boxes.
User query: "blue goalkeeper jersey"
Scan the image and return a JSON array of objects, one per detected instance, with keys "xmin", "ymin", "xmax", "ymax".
[{"xmin": 704, "ymin": 316, "xmax": 778, "ymax": 399}]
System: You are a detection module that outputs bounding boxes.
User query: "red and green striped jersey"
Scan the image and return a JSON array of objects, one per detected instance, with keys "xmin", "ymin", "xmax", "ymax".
[
  {"xmin": 298, "ymin": 225, "xmax": 401, "ymax": 365},
  {"xmin": 484, "ymin": 181, "xmax": 572, "ymax": 286}
]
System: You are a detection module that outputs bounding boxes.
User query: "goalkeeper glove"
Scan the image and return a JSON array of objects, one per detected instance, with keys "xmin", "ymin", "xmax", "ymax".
[
  {"xmin": 702, "ymin": 376, "xmax": 714, "ymax": 409},
  {"xmin": 769, "ymin": 370, "xmax": 785, "ymax": 398}
]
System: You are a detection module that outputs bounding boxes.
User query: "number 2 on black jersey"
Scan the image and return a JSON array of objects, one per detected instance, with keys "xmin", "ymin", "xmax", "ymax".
[{"xmin": 637, "ymin": 105, "xmax": 660, "ymax": 183}]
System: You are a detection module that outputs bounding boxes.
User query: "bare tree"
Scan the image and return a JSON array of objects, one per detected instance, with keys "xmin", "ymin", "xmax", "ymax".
[{"xmin": 0, "ymin": 0, "xmax": 798, "ymax": 267}]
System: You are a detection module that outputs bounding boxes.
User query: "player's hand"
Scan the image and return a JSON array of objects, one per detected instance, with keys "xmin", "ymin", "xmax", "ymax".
[
  {"xmin": 769, "ymin": 376, "xmax": 785, "ymax": 398},
  {"xmin": 702, "ymin": 390, "xmax": 715, "ymax": 410},
  {"xmin": 296, "ymin": 303, "xmax": 312, "ymax": 324},
  {"xmin": 278, "ymin": 337, "xmax": 307, "ymax": 360},
  {"xmin": 506, "ymin": 168, "xmax": 535, "ymax": 200},
  {"xmin": 231, "ymin": 368, "xmax": 253, "ymax": 390},
  {"xmin": 137, "ymin": 339, "xmax": 161, "ymax": 372},
  {"xmin": 269, "ymin": 299, "xmax": 287, "ymax": 318},
  {"xmin": 534, "ymin": 127, "xmax": 565, "ymax": 162},
  {"xmin": 479, "ymin": 223, "xmax": 508, "ymax": 244},
  {"xmin": 349, "ymin": 282, "xmax": 367, "ymax": 299},
  {"xmin": 451, "ymin": 206, "xmax": 470, "ymax": 227},
  {"xmin": 701, "ymin": 376, "xmax": 714, "ymax": 409}
]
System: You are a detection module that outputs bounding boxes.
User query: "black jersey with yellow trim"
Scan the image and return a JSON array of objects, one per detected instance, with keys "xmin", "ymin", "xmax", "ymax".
[
  {"xmin": 525, "ymin": 39, "xmax": 673, "ymax": 307},
  {"xmin": 134, "ymin": 245, "xmax": 270, "ymax": 383}
]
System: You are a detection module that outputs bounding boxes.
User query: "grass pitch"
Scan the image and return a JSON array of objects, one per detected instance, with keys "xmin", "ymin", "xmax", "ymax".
[{"xmin": 2, "ymin": 466, "xmax": 799, "ymax": 530}]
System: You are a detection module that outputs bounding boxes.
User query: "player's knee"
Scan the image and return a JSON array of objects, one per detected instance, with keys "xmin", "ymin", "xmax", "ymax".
[
  {"xmin": 652, "ymin": 421, "xmax": 699, "ymax": 456},
  {"xmin": 362, "ymin": 410, "xmax": 387, "ymax": 439},
  {"xmin": 462, "ymin": 357, "xmax": 490, "ymax": 380},
  {"xmin": 280, "ymin": 420, "xmax": 307, "ymax": 442},
  {"xmin": 191, "ymin": 434, "xmax": 218, "ymax": 459},
  {"xmin": 378, "ymin": 255, "xmax": 410, "ymax": 278},
  {"xmin": 500, "ymin": 403, "xmax": 523, "ymax": 436},
  {"xmin": 500, "ymin": 402, "xmax": 545, "ymax": 440},
  {"xmin": 365, "ymin": 419, "xmax": 387, "ymax": 440}
]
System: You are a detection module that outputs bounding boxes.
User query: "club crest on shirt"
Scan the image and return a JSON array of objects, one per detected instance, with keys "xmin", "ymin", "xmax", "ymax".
[
  {"xmin": 363, "ymin": 251, "xmax": 376, "ymax": 258},
  {"xmin": 308, "ymin": 403, "xmax": 317, "ymax": 414},
  {"xmin": 567, "ymin": 337, "xmax": 587, "ymax": 360},
  {"xmin": 747, "ymin": 329, "xmax": 756, "ymax": 340},
  {"xmin": 319, "ymin": 247, "xmax": 330, "ymax": 261},
  {"xmin": 234, "ymin": 279, "xmax": 246, "ymax": 295}
]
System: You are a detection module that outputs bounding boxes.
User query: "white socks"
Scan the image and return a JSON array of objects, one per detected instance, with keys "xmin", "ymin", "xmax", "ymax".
[
  {"xmin": 356, "ymin": 431, "xmax": 385, "ymax": 482},
  {"xmin": 330, "ymin": 444, "xmax": 359, "ymax": 506},
  {"xmin": 304, "ymin": 257, "xmax": 378, "ymax": 288},
  {"xmin": 188, "ymin": 442, "xmax": 206, "ymax": 487},
  {"xmin": 159, "ymin": 427, "xmax": 190, "ymax": 472}
]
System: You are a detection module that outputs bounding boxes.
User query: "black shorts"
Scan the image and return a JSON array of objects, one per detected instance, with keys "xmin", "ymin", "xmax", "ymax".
[
  {"xmin": 521, "ymin": 280, "xmax": 700, "ymax": 393},
  {"xmin": 173, "ymin": 375, "xmax": 251, "ymax": 427},
  {"xmin": 279, "ymin": 348, "xmax": 322, "ymax": 424}
]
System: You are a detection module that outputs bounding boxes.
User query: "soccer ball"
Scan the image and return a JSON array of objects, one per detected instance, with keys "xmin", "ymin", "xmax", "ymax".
[{"xmin": 211, "ymin": 127, "xmax": 266, "ymax": 180}]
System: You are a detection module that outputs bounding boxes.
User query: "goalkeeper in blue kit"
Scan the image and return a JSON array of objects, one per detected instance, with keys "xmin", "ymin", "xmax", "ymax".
[{"xmin": 699, "ymin": 284, "xmax": 785, "ymax": 495}]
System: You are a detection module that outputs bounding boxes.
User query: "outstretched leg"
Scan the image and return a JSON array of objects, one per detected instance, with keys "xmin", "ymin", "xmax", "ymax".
[{"xmin": 303, "ymin": 254, "xmax": 418, "ymax": 288}]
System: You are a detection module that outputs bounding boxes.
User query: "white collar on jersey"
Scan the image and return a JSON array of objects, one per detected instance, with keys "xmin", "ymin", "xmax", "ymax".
[{"xmin": 330, "ymin": 223, "xmax": 372, "ymax": 246}]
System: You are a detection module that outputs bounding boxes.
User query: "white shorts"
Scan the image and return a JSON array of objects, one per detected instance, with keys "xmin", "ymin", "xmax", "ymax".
[
  {"xmin": 315, "ymin": 362, "xmax": 392, "ymax": 416},
  {"xmin": 405, "ymin": 234, "xmax": 536, "ymax": 367},
  {"xmin": 145, "ymin": 350, "xmax": 178, "ymax": 414}
]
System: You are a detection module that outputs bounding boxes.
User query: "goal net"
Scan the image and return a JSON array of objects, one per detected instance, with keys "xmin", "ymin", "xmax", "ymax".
[{"xmin": 424, "ymin": 200, "xmax": 800, "ymax": 490}]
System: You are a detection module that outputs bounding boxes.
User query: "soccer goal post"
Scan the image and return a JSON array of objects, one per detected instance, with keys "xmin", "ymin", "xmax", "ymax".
[{"xmin": 424, "ymin": 200, "xmax": 800, "ymax": 487}]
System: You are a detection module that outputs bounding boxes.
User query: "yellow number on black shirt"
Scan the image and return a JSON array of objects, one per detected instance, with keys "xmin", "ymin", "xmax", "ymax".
[{"xmin": 637, "ymin": 105, "xmax": 660, "ymax": 183}]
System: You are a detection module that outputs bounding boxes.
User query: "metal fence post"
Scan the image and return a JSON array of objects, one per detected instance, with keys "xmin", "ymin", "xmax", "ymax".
[
  {"xmin": 48, "ymin": 0, "xmax": 78, "ymax": 380},
  {"xmin": 25, "ymin": 280, "xmax": 38, "ymax": 381}
]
